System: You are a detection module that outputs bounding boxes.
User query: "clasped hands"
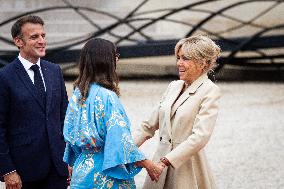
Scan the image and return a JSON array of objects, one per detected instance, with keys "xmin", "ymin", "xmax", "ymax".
[
  {"xmin": 146, "ymin": 161, "xmax": 167, "ymax": 182},
  {"xmin": 136, "ymin": 159, "xmax": 166, "ymax": 182}
]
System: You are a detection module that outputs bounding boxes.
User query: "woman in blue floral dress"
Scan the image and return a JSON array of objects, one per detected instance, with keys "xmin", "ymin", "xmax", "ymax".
[{"xmin": 63, "ymin": 38, "xmax": 163, "ymax": 189}]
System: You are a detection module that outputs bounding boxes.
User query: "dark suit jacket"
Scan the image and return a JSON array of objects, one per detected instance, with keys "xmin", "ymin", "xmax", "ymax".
[{"xmin": 0, "ymin": 58, "xmax": 68, "ymax": 182}]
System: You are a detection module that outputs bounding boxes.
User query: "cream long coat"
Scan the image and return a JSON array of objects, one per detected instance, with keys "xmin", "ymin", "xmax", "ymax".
[{"xmin": 134, "ymin": 74, "xmax": 221, "ymax": 189}]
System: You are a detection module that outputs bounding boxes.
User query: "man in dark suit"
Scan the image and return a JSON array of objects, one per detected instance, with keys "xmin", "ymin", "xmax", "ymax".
[{"xmin": 0, "ymin": 15, "xmax": 68, "ymax": 189}]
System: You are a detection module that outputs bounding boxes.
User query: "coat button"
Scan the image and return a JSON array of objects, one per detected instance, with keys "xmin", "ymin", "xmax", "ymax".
[
  {"xmin": 160, "ymin": 137, "xmax": 162, "ymax": 141},
  {"xmin": 169, "ymin": 139, "xmax": 171, "ymax": 143}
]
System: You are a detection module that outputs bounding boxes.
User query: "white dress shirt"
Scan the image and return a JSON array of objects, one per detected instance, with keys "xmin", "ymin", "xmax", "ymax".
[{"xmin": 18, "ymin": 54, "xmax": 46, "ymax": 91}]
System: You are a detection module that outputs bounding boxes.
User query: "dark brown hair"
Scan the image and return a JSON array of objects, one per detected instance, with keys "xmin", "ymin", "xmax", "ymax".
[
  {"xmin": 74, "ymin": 38, "xmax": 120, "ymax": 100},
  {"xmin": 11, "ymin": 15, "xmax": 44, "ymax": 38}
]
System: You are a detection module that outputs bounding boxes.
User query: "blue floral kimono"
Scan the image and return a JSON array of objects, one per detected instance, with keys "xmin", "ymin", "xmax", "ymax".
[{"xmin": 63, "ymin": 83, "xmax": 145, "ymax": 189}]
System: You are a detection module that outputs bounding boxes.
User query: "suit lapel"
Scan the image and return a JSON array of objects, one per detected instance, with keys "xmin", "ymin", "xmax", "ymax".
[
  {"xmin": 41, "ymin": 61, "xmax": 53, "ymax": 114},
  {"xmin": 165, "ymin": 105, "xmax": 172, "ymax": 138},
  {"xmin": 164, "ymin": 82, "xmax": 183, "ymax": 137},
  {"xmin": 14, "ymin": 58, "xmax": 45, "ymax": 110},
  {"xmin": 170, "ymin": 88, "xmax": 190, "ymax": 118}
]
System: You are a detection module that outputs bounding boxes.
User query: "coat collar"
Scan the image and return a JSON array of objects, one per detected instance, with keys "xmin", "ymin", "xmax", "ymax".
[
  {"xmin": 169, "ymin": 73, "xmax": 208, "ymax": 119},
  {"xmin": 186, "ymin": 73, "xmax": 208, "ymax": 94},
  {"xmin": 18, "ymin": 53, "xmax": 42, "ymax": 71}
]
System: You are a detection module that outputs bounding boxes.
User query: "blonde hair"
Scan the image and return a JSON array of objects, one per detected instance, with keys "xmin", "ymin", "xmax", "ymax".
[{"xmin": 175, "ymin": 35, "xmax": 221, "ymax": 72}]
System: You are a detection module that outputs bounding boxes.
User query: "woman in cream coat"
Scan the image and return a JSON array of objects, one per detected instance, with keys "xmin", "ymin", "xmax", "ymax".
[{"xmin": 134, "ymin": 35, "xmax": 221, "ymax": 189}]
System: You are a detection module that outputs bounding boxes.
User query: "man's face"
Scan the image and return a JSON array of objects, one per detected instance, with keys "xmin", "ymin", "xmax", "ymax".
[{"xmin": 14, "ymin": 23, "xmax": 46, "ymax": 63}]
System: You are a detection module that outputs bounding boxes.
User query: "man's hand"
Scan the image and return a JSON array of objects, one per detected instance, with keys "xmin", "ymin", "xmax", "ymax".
[
  {"xmin": 4, "ymin": 172, "xmax": 22, "ymax": 189},
  {"xmin": 67, "ymin": 165, "xmax": 73, "ymax": 185}
]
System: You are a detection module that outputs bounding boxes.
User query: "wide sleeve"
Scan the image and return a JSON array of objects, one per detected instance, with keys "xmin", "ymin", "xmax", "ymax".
[
  {"xmin": 101, "ymin": 92, "xmax": 146, "ymax": 179},
  {"xmin": 165, "ymin": 86, "xmax": 221, "ymax": 168},
  {"xmin": 63, "ymin": 142, "xmax": 81, "ymax": 167},
  {"xmin": 133, "ymin": 81, "xmax": 173, "ymax": 147},
  {"xmin": 63, "ymin": 91, "xmax": 82, "ymax": 167}
]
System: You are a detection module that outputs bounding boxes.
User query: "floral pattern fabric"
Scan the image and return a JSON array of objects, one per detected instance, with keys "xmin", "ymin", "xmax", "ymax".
[{"xmin": 63, "ymin": 83, "xmax": 145, "ymax": 189}]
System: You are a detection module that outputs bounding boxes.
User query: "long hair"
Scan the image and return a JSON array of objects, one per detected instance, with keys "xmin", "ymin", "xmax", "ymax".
[{"xmin": 74, "ymin": 38, "xmax": 120, "ymax": 100}]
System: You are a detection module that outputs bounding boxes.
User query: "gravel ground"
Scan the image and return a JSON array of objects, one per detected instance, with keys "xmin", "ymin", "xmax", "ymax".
[
  {"xmin": 1, "ymin": 80, "xmax": 283, "ymax": 189},
  {"xmin": 117, "ymin": 80, "xmax": 284, "ymax": 189}
]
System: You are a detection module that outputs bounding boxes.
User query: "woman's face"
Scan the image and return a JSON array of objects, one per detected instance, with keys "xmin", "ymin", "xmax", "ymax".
[{"xmin": 176, "ymin": 48, "xmax": 204, "ymax": 84}]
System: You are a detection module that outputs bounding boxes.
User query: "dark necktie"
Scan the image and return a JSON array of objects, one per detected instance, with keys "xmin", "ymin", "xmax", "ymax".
[{"xmin": 30, "ymin": 64, "xmax": 46, "ymax": 106}]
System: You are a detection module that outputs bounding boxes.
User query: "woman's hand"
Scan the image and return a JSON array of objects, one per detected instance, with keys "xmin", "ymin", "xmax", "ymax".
[{"xmin": 136, "ymin": 159, "xmax": 164, "ymax": 182}]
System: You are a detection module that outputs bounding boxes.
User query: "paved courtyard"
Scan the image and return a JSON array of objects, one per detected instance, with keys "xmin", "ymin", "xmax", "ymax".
[
  {"xmin": 1, "ymin": 80, "xmax": 283, "ymax": 189},
  {"xmin": 68, "ymin": 80, "xmax": 284, "ymax": 189}
]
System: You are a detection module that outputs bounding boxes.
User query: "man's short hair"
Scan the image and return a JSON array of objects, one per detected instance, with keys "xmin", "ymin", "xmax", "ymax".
[{"xmin": 11, "ymin": 15, "xmax": 44, "ymax": 38}]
